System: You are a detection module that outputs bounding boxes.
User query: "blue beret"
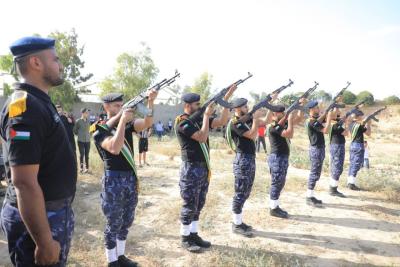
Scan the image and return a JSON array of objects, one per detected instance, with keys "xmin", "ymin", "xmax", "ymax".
[
  {"xmin": 353, "ymin": 109, "xmax": 364, "ymax": 117},
  {"xmin": 10, "ymin": 36, "xmax": 55, "ymax": 58},
  {"xmin": 231, "ymin": 98, "xmax": 248, "ymax": 108},
  {"xmin": 101, "ymin": 93, "xmax": 124, "ymax": 103},
  {"xmin": 182, "ymin": 93, "xmax": 200, "ymax": 103},
  {"xmin": 306, "ymin": 100, "xmax": 319, "ymax": 109},
  {"xmin": 274, "ymin": 104, "xmax": 286, "ymax": 113}
]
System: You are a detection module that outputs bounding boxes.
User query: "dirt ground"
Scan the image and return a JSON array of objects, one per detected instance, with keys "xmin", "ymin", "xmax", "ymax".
[{"xmin": 1, "ymin": 148, "xmax": 398, "ymax": 267}]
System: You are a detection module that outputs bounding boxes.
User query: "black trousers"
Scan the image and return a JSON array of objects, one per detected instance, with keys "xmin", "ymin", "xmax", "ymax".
[
  {"xmin": 78, "ymin": 141, "xmax": 90, "ymax": 169},
  {"xmin": 256, "ymin": 136, "xmax": 267, "ymax": 153}
]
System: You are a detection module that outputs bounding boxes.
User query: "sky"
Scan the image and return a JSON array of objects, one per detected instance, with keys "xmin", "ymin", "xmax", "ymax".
[{"xmin": 1, "ymin": 0, "xmax": 399, "ymax": 101}]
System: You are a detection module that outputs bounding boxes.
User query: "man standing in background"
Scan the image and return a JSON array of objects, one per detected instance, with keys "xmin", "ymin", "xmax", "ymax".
[
  {"xmin": 74, "ymin": 108, "xmax": 91, "ymax": 173},
  {"xmin": 56, "ymin": 104, "xmax": 76, "ymax": 153},
  {"xmin": 138, "ymin": 127, "xmax": 152, "ymax": 167},
  {"xmin": 256, "ymin": 124, "xmax": 267, "ymax": 154}
]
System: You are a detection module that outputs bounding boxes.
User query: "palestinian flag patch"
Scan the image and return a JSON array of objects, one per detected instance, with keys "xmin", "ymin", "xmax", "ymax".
[{"xmin": 10, "ymin": 128, "xmax": 30, "ymax": 141}]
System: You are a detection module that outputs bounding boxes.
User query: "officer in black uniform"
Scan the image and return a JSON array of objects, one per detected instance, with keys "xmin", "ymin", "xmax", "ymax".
[
  {"xmin": 175, "ymin": 86, "xmax": 235, "ymax": 253},
  {"xmin": 305, "ymin": 100, "xmax": 333, "ymax": 207},
  {"xmin": 0, "ymin": 36, "xmax": 77, "ymax": 266},
  {"xmin": 93, "ymin": 91, "xmax": 157, "ymax": 267},
  {"xmin": 225, "ymin": 98, "xmax": 262, "ymax": 237}
]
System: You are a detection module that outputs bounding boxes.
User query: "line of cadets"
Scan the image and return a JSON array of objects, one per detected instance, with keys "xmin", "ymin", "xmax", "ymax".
[{"xmin": 0, "ymin": 36, "xmax": 374, "ymax": 267}]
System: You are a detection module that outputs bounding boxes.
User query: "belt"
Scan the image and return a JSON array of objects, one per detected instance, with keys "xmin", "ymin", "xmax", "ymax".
[
  {"xmin": 104, "ymin": 170, "xmax": 135, "ymax": 178},
  {"xmin": 8, "ymin": 196, "xmax": 73, "ymax": 211}
]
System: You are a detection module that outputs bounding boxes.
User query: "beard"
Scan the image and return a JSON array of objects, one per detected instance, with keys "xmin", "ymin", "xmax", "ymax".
[{"xmin": 43, "ymin": 68, "xmax": 64, "ymax": 87}]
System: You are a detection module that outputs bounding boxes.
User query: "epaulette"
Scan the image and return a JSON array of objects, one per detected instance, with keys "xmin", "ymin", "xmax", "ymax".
[
  {"xmin": 175, "ymin": 114, "xmax": 189, "ymax": 126},
  {"xmin": 9, "ymin": 91, "xmax": 28, "ymax": 118}
]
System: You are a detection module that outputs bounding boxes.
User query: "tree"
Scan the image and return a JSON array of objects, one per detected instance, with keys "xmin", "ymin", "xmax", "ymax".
[
  {"xmin": 310, "ymin": 90, "xmax": 332, "ymax": 102},
  {"xmin": 249, "ymin": 91, "xmax": 268, "ymax": 104},
  {"xmin": 184, "ymin": 72, "xmax": 212, "ymax": 104},
  {"xmin": 100, "ymin": 43, "xmax": 159, "ymax": 100},
  {"xmin": 356, "ymin": 91, "xmax": 374, "ymax": 106},
  {"xmin": 0, "ymin": 29, "xmax": 92, "ymax": 109},
  {"xmin": 383, "ymin": 95, "xmax": 400, "ymax": 105},
  {"xmin": 342, "ymin": 91, "xmax": 357, "ymax": 104},
  {"xmin": 281, "ymin": 93, "xmax": 298, "ymax": 106}
]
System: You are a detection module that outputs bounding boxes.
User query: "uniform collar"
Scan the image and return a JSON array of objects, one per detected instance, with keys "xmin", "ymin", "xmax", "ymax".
[{"xmin": 14, "ymin": 82, "xmax": 51, "ymax": 103}]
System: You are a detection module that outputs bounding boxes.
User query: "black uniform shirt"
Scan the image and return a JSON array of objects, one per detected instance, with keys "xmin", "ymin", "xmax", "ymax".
[
  {"xmin": 176, "ymin": 114, "xmax": 214, "ymax": 162},
  {"xmin": 349, "ymin": 121, "xmax": 367, "ymax": 143},
  {"xmin": 0, "ymin": 83, "xmax": 77, "ymax": 205},
  {"xmin": 230, "ymin": 116, "xmax": 255, "ymax": 155},
  {"xmin": 60, "ymin": 114, "xmax": 75, "ymax": 150},
  {"xmin": 93, "ymin": 121, "xmax": 136, "ymax": 171},
  {"xmin": 307, "ymin": 119, "xmax": 325, "ymax": 147},
  {"xmin": 268, "ymin": 121, "xmax": 290, "ymax": 155},
  {"xmin": 330, "ymin": 122, "xmax": 346, "ymax": 144}
]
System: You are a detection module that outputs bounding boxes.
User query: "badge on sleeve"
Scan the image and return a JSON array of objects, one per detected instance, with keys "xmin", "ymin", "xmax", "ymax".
[
  {"xmin": 10, "ymin": 128, "xmax": 30, "ymax": 141},
  {"xmin": 9, "ymin": 91, "xmax": 27, "ymax": 118}
]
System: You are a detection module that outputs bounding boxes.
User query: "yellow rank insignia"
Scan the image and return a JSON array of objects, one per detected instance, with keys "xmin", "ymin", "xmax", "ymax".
[{"xmin": 9, "ymin": 91, "xmax": 28, "ymax": 118}]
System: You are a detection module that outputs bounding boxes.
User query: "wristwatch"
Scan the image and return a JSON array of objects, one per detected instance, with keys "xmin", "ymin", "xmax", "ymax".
[{"xmin": 146, "ymin": 109, "xmax": 153, "ymax": 117}]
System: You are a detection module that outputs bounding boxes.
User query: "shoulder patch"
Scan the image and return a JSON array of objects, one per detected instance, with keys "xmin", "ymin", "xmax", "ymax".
[{"xmin": 9, "ymin": 91, "xmax": 28, "ymax": 118}]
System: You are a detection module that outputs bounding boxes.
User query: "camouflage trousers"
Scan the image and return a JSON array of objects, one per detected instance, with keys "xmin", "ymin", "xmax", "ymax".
[
  {"xmin": 330, "ymin": 143, "xmax": 345, "ymax": 181},
  {"xmin": 232, "ymin": 153, "xmax": 256, "ymax": 214},
  {"xmin": 101, "ymin": 170, "xmax": 138, "ymax": 249},
  {"xmin": 0, "ymin": 200, "xmax": 74, "ymax": 267},
  {"xmin": 308, "ymin": 146, "xmax": 325, "ymax": 190},
  {"xmin": 179, "ymin": 162, "xmax": 209, "ymax": 225},
  {"xmin": 349, "ymin": 142, "xmax": 365, "ymax": 177},
  {"xmin": 268, "ymin": 153, "xmax": 289, "ymax": 200}
]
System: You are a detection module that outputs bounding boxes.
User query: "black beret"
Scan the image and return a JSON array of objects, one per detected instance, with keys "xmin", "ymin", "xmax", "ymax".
[
  {"xmin": 81, "ymin": 108, "xmax": 89, "ymax": 113},
  {"xmin": 101, "ymin": 93, "xmax": 124, "ymax": 103},
  {"xmin": 182, "ymin": 93, "xmax": 200, "ymax": 103},
  {"xmin": 305, "ymin": 100, "xmax": 319, "ymax": 109},
  {"xmin": 231, "ymin": 98, "xmax": 248, "ymax": 108},
  {"xmin": 274, "ymin": 104, "xmax": 286, "ymax": 113},
  {"xmin": 353, "ymin": 109, "xmax": 364, "ymax": 117},
  {"xmin": 10, "ymin": 36, "xmax": 55, "ymax": 59}
]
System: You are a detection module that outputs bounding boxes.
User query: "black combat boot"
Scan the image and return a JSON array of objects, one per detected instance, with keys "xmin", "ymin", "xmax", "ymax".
[
  {"xmin": 270, "ymin": 206, "xmax": 289, "ymax": 218},
  {"xmin": 329, "ymin": 186, "xmax": 346, "ymax": 197},
  {"xmin": 232, "ymin": 223, "xmax": 253, "ymax": 237},
  {"xmin": 181, "ymin": 235, "xmax": 201, "ymax": 253},
  {"xmin": 306, "ymin": 197, "xmax": 323, "ymax": 207},
  {"xmin": 108, "ymin": 261, "xmax": 120, "ymax": 267},
  {"xmin": 347, "ymin": 183, "xmax": 361, "ymax": 191},
  {"xmin": 118, "ymin": 255, "xmax": 138, "ymax": 267},
  {"xmin": 190, "ymin": 233, "xmax": 211, "ymax": 248}
]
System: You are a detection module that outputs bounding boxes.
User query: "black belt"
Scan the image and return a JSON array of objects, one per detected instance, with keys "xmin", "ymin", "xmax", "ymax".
[{"xmin": 7, "ymin": 196, "xmax": 73, "ymax": 211}]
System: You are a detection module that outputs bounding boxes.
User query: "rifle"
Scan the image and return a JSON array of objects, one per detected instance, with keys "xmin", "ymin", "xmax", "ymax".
[
  {"xmin": 322, "ymin": 81, "xmax": 351, "ymax": 113},
  {"xmin": 277, "ymin": 81, "xmax": 319, "ymax": 126},
  {"xmin": 123, "ymin": 70, "xmax": 181, "ymax": 116},
  {"xmin": 238, "ymin": 79, "xmax": 294, "ymax": 123},
  {"xmin": 362, "ymin": 106, "xmax": 387, "ymax": 125},
  {"xmin": 105, "ymin": 71, "xmax": 180, "ymax": 129},
  {"xmin": 336, "ymin": 99, "xmax": 366, "ymax": 126},
  {"xmin": 188, "ymin": 72, "xmax": 253, "ymax": 121}
]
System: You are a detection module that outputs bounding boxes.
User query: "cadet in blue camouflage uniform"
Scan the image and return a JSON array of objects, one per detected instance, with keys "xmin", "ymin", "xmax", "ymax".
[
  {"xmin": 266, "ymin": 105, "xmax": 298, "ymax": 218},
  {"xmin": 305, "ymin": 101, "xmax": 333, "ymax": 207},
  {"xmin": 176, "ymin": 88, "xmax": 235, "ymax": 252},
  {"xmin": 93, "ymin": 91, "xmax": 158, "ymax": 267},
  {"xmin": 347, "ymin": 110, "xmax": 371, "ymax": 190},
  {"xmin": 226, "ymin": 98, "xmax": 263, "ymax": 237},
  {"xmin": 327, "ymin": 109, "xmax": 348, "ymax": 197},
  {"xmin": 0, "ymin": 37, "xmax": 77, "ymax": 267}
]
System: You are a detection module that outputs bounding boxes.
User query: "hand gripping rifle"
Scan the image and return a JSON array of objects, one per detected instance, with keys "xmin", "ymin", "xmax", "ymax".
[
  {"xmin": 105, "ymin": 71, "xmax": 180, "ymax": 128},
  {"xmin": 323, "ymin": 81, "xmax": 351, "ymax": 113},
  {"xmin": 188, "ymin": 72, "xmax": 253, "ymax": 121},
  {"xmin": 362, "ymin": 106, "xmax": 387, "ymax": 125},
  {"xmin": 238, "ymin": 79, "xmax": 294, "ymax": 123},
  {"xmin": 123, "ymin": 70, "xmax": 181, "ymax": 116}
]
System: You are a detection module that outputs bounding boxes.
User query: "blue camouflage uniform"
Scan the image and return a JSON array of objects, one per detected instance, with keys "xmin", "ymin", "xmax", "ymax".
[
  {"xmin": 306, "ymin": 118, "xmax": 326, "ymax": 190},
  {"xmin": 267, "ymin": 121, "xmax": 290, "ymax": 200},
  {"xmin": 175, "ymin": 114, "xmax": 213, "ymax": 226},
  {"xmin": 93, "ymin": 121, "xmax": 138, "ymax": 250},
  {"xmin": 348, "ymin": 122, "xmax": 367, "ymax": 177},
  {"xmin": 329, "ymin": 121, "xmax": 346, "ymax": 181},
  {"xmin": 227, "ymin": 115, "xmax": 256, "ymax": 214}
]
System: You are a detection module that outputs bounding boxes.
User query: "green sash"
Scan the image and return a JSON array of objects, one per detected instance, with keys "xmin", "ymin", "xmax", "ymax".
[
  {"xmin": 97, "ymin": 124, "xmax": 137, "ymax": 178},
  {"xmin": 351, "ymin": 123, "xmax": 361, "ymax": 142}
]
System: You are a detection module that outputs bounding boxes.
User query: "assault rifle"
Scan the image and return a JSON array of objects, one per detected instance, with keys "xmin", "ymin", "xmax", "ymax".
[{"xmin": 362, "ymin": 106, "xmax": 387, "ymax": 125}]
